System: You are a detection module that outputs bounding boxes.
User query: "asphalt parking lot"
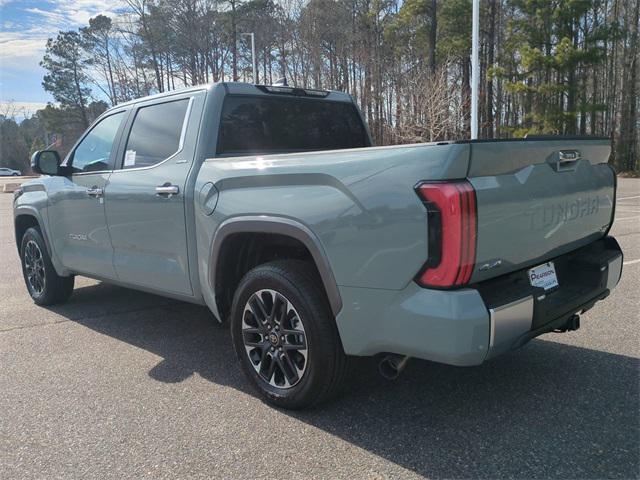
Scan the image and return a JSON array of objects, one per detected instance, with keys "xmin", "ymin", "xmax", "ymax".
[{"xmin": 1, "ymin": 179, "xmax": 639, "ymax": 479}]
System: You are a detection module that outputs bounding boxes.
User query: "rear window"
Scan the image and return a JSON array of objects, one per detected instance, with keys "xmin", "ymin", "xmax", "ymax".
[{"xmin": 217, "ymin": 96, "xmax": 369, "ymax": 156}]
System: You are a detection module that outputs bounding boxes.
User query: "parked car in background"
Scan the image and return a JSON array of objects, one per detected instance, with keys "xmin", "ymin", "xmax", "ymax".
[
  {"xmin": 13, "ymin": 82, "xmax": 623, "ymax": 409},
  {"xmin": 0, "ymin": 167, "xmax": 21, "ymax": 176}
]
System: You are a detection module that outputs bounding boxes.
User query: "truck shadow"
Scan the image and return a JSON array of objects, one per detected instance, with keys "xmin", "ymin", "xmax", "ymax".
[{"xmin": 49, "ymin": 281, "xmax": 640, "ymax": 479}]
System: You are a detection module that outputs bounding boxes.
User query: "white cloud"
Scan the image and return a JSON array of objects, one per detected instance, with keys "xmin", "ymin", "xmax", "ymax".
[
  {"xmin": 0, "ymin": 0, "xmax": 127, "ymax": 100},
  {"xmin": 56, "ymin": 0, "xmax": 124, "ymax": 24},
  {"xmin": 0, "ymin": 20, "xmax": 64, "ymax": 74},
  {"xmin": 24, "ymin": 7, "xmax": 67, "ymax": 24},
  {"xmin": 0, "ymin": 31, "xmax": 50, "ymax": 72},
  {"xmin": 0, "ymin": 100, "xmax": 52, "ymax": 119},
  {"xmin": 35, "ymin": 0, "xmax": 126, "ymax": 26}
]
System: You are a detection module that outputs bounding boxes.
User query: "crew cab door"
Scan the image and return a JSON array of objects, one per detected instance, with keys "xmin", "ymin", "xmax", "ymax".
[
  {"xmin": 104, "ymin": 94, "xmax": 199, "ymax": 295},
  {"xmin": 47, "ymin": 110, "xmax": 128, "ymax": 278}
]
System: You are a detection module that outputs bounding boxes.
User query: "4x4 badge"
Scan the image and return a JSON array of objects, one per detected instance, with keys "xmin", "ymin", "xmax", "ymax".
[{"xmin": 479, "ymin": 259, "xmax": 502, "ymax": 271}]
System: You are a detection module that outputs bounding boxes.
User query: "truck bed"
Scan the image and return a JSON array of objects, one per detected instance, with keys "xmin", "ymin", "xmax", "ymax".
[{"xmin": 202, "ymin": 136, "xmax": 614, "ymax": 285}]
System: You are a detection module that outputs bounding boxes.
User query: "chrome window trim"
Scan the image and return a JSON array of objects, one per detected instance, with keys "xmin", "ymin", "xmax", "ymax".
[
  {"xmin": 72, "ymin": 170, "xmax": 113, "ymax": 176},
  {"xmin": 178, "ymin": 97, "xmax": 193, "ymax": 151},
  {"xmin": 111, "ymin": 97, "xmax": 194, "ymax": 174}
]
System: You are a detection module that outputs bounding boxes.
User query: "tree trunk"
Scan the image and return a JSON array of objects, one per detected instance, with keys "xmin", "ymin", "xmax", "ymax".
[
  {"xmin": 231, "ymin": 1, "xmax": 238, "ymax": 81},
  {"xmin": 462, "ymin": 56, "xmax": 471, "ymax": 136},
  {"xmin": 73, "ymin": 64, "xmax": 89, "ymax": 128},
  {"xmin": 429, "ymin": 0, "xmax": 437, "ymax": 75},
  {"xmin": 105, "ymin": 37, "xmax": 117, "ymax": 105},
  {"xmin": 485, "ymin": 0, "xmax": 496, "ymax": 138},
  {"xmin": 616, "ymin": 0, "xmax": 639, "ymax": 171}
]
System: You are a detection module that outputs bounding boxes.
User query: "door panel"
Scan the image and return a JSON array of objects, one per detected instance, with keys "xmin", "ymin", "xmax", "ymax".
[
  {"xmin": 47, "ymin": 174, "xmax": 115, "ymax": 277},
  {"xmin": 47, "ymin": 110, "xmax": 127, "ymax": 278},
  {"xmin": 104, "ymin": 96, "xmax": 197, "ymax": 295}
]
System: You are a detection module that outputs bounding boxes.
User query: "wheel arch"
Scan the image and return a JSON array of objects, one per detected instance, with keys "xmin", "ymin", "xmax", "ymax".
[
  {"xmin": 14, "ymin": 209, "xmax": 51, "ymax": 257},
  {"xmin": 209, "ymin": 216, "xmax": 342, "ymax": 320}
]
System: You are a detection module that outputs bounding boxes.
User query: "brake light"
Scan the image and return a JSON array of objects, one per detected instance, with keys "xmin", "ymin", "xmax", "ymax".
[
  {"xmin": 415, "ymin": 181, "xmax": 477, "ymax": 288},
  {"xmin": 263, "ymin": 85, "xmax": 295, "ymax": 94},
  {"xmin": 257, "ymin": 85, "xmax": 329, "ymax": 97}
]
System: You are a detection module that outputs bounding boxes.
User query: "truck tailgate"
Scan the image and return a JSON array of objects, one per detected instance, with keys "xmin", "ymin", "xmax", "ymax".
[{"xmin": 467, "ymin": 139, "xmax": 615, "ymax": 283}]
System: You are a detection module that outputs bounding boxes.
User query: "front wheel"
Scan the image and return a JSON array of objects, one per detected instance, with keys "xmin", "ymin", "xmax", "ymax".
[
  {"xmin": 20, "ymin": 227, "xmax": 74, "ymax": 305},
  {"xmin": 230, "ymin": 260, "xmax": 349, "ymax": 409}
]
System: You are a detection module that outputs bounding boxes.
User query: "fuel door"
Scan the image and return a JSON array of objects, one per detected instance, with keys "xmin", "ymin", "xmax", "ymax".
[{"xmin": 199, "ymin": 182, "xmax": 219, "ymax": 215}]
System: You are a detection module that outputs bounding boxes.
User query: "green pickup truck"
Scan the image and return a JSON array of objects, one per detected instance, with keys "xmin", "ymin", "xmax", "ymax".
[{"xmin": 14, "ymin": 82, "xmax": 623, "ymax": 409}]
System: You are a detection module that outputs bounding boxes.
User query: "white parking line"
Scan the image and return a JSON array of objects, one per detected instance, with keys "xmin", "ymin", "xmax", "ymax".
[
  {"xmin": 615, "ymin": 216, "xmax": 640, "ymax": 221},
  {"xmin": 623, "ymin": 258, "xmax": 640, "ymax": 266},
  {"xmin": 618, "ymin": 195, "xmax": 640, "ymax": 200}
]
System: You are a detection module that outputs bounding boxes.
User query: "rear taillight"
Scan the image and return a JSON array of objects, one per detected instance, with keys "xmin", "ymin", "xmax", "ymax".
[{"xmin": 415, "ymin": 181, "xmax": 477, "ymax": 288}]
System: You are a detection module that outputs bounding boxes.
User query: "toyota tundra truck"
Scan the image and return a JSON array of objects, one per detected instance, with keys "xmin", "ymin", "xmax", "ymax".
[{"xmin": 14, "ymin": 82, "xmax": 623, "ymax": 409}]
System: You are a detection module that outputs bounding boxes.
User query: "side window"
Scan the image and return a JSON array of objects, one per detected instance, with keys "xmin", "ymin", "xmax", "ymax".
[
  {"xmin": 122, "ymin": 99, "xmax": 189, "ymax": 169},
  {"xmin": 71, "ymin": 111, "xmax": 125, "ymax": 173}
]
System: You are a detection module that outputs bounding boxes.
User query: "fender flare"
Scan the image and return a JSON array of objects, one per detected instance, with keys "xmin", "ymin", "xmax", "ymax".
[
  {"xmin": 13, "ymin": 206, "xmax": 53, "ymax": 257},
  {"xmin": 209, "ymin": 216, "xmax": 342, "ymax": 316}
]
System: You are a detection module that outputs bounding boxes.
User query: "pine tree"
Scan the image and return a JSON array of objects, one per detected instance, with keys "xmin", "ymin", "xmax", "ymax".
[{"xmin": 40, "ymin": 31, "xmax": 92, "ymax": 128}]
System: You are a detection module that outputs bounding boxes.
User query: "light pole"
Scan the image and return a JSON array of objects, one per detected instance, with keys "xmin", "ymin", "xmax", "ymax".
[
  {"xmin": 241, "ymin": 32, "xmax": 257, "ymax": 84},
  {"xmin": 470, "ymin": 0, "xmax": 480, "ymax": 139}
]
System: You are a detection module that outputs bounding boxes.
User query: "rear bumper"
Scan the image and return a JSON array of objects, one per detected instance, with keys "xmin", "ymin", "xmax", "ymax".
[{"xmin": 335, "ymin": 237, "xmax": 623, "ymax": 366}]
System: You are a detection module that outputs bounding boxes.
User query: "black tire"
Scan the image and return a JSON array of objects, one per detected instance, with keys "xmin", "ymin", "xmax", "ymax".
[
  {"xmin": 230, "ymin": 260, "xmax": 349, "ymax": 409},
  {"xmin": 20, "ymin": 226, "xmax": 74, "ymax": 305},
  {"xmin": 12, "ymin": 173, "xmax": 19, "ymax": 176}
]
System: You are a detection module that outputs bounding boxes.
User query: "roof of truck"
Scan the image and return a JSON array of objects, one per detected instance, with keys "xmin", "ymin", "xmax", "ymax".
[
  {"xmin": 107, "ymin": 82, "xmax": 353, "ymax": 111},
  {"xmin": 110, "ymin": 84, "xmax": 212, "ymax": 109}
]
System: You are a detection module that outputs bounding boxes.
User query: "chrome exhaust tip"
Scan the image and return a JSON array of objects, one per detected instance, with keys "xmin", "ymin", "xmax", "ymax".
[{"xmin": 378, "ymin": 354, "xmax": 410, "ymax": 380}]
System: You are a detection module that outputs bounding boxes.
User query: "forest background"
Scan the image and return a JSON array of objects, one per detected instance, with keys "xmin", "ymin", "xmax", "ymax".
[{"xmin": 1, "ymin": 0, "xmax": 638, "ymax": 173}]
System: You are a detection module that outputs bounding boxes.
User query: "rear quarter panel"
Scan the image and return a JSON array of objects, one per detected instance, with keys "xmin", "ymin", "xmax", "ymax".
[{"xmin": 194, "ymin": 143, "xmax": 470, "ymax": 294}]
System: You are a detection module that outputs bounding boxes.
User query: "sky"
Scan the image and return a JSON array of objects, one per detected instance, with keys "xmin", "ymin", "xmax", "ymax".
[{"xmin": 0, "ymin": 0, "xmax": 124, "ymax": 118}]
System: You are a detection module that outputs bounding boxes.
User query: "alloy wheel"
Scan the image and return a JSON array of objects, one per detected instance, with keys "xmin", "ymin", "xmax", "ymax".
[
  {"xmin": 24, "ymin": 240, "xmax": 46, "ymax": 296},
  {"xmin": 241, "ymin": 289, "xmax": 308, "ymax": 389}
]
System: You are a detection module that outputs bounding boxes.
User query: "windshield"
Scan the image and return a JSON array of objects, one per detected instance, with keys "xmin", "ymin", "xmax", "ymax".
[{"xmin": 217, "ymin": 95, "xmax": 370, "ymax": 156}]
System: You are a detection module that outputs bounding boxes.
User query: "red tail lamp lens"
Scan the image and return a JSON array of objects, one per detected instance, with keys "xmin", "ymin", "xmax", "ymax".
[{"xmin": 416, "ymin": 181, "xmax": 477, "ymax": 287}]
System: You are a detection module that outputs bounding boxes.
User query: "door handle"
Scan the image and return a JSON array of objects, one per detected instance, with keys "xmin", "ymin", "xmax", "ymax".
[
  {"xmin": 155, "ymin": 183, "xmax": 179, "ymax": 198},
  {"xmin": 86, "ymin": 186, "xmax": 103, "ymax": 197}
]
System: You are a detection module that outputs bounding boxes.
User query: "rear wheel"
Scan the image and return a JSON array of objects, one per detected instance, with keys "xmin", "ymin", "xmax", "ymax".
[
  {"xmin": 20, "ymin": 227, "xmax": 74, "ymax": 305},
  {"xmin": 230, "ymin": 260, "xmax": 349, "ymax": 409}
]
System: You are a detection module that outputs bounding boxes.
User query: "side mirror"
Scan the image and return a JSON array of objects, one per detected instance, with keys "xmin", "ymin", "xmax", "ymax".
[{"xmin": 31, "ymin": 150, "xmax": 61, "ymax": 176}]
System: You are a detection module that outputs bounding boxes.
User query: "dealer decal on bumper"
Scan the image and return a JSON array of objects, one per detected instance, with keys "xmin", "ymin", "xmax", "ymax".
[{"xmin": 528, "ymin": 262, "xmax": 559, "ymax": 291}]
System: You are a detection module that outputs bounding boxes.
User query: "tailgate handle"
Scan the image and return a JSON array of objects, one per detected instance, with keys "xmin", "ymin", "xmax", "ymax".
[{"xmin": 553, "ymin": 150, "xmax": 581, "ymax": 172}]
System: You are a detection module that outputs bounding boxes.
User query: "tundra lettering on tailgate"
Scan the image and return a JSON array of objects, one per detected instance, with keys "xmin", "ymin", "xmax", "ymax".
[{"xmin": 524, "ymin": 196, "xmax": 600, "ymax": 231}]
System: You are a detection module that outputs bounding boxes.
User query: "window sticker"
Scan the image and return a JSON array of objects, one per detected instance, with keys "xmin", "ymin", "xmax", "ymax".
[{"xmin": 124, "ymin": 150, "xmax": 136, "ymax": 167}]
